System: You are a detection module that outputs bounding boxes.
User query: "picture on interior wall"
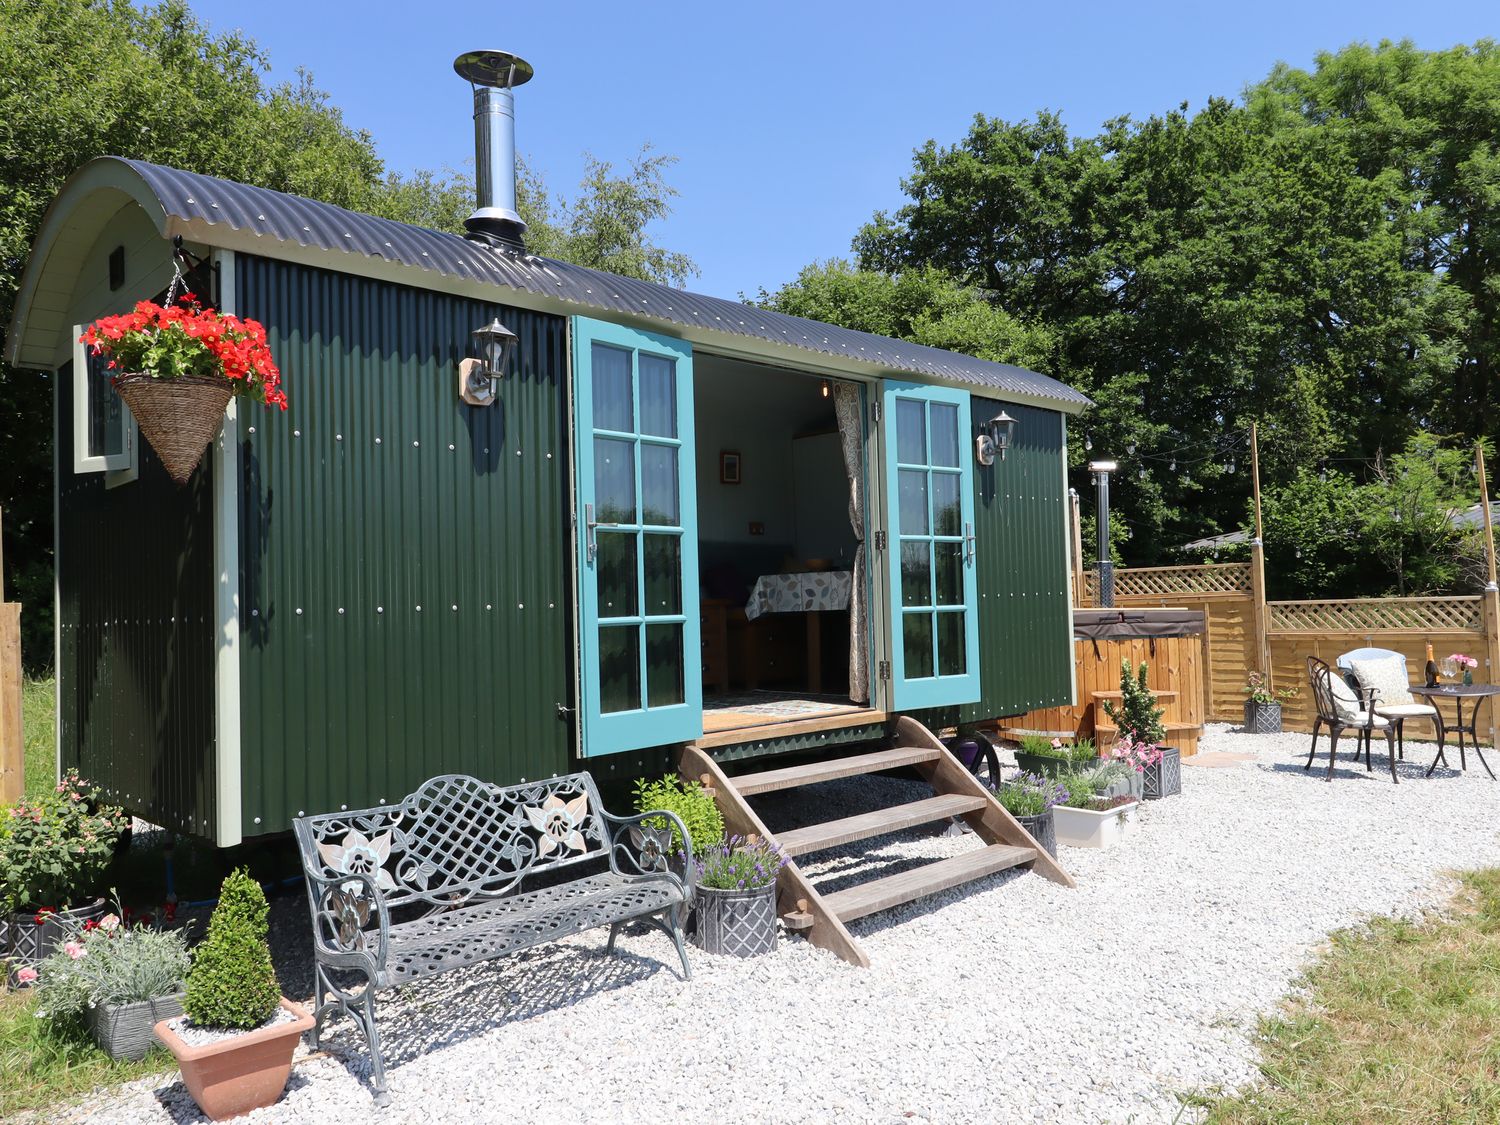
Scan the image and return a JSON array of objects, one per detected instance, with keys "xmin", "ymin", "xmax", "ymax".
[{"xmin": 720, "ymin": 450, "xmax": 741, "ymax": 484}]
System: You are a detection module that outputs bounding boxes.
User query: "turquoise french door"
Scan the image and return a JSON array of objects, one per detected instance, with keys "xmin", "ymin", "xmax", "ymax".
[
  {"xmin": 883, "ymin": 381, "xmax": 982, "ymax": 709},
  {"xmin": 573, "ymin": 317, "xmax": 702, "ymax": 755}
]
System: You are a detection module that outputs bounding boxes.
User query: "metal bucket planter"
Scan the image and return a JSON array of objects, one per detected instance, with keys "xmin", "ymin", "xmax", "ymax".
[
  {"xmin": 1141, "ymin": 747, "xmax": 1182, "ymax": 800},
  {"xmin": 5, "ymin": 898, "xmax": 108, "ymax": 982},
  {"xmin": 1243, "ymin": 700, "xmax": 1283, "ymax": 734},
  {"xmin": 1012, "ymin": 811, "xmax": 1057, "ymax": 859},
  {"xmin": 86, "ymin": 991, "xmax": 186, "ymax": 1060},
  {"xmin": 115, "ymin": 372, "xmax": 232, "ymax": 486},
  {"xmin": 691, "ymin": 884, "xmax": 778, "ymax": 958}
]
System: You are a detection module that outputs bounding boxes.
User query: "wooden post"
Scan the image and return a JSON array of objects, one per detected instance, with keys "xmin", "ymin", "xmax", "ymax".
[
  {"xmin": 1248, "ymin": 424, "xmax": 1271, "ymax": 687},
  {"xmin": 1069, "ymin": 488, "xmax": 1087, "ymax": 607},
  {"xmin": 0, "ymin": 506, "xmax": 23, "ymax": 805},
  {"xmin": 1477, "ymin": 445, "xmax": 1500, "ymax": 749}
]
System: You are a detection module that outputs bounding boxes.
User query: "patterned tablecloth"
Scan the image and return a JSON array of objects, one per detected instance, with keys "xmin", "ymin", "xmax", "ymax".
[{"xmin": 745, "ymin": 571, "xmax": 852, "ymax": 620}]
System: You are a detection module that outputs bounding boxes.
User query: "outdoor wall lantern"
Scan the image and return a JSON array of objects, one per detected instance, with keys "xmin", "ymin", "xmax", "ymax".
[
  {"xmin": 458, "ymin": 317, "xmax": 519, "ymax": 406},
  {"xmin": 975, "ymin": 410, "xmax": 1017, "ymax": 466}
]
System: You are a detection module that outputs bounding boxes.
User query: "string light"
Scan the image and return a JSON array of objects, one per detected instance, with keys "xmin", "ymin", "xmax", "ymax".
[
  {"xmin": 1084, "ymin": 437, "xmax": 1092, "ymax": 452},
  {"xmin": 1169, "ymin": 459, "xmax": 1177, "ymax": 471},
  {"xmin": 1126, "ymin": 442, "xmax": 1136, "ymax": 455}
]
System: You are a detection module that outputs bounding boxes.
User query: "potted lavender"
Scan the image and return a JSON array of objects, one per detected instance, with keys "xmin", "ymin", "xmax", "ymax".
[
  {"xmin": 991, "ymin": 773, "xmax": 1068, "ymax": 858},
  {"xmin": 691, "ymin": 836, "xmax": 786, "ymax": 958}
]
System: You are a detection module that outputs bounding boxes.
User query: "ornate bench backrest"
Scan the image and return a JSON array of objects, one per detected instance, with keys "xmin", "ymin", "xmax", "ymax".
[{"xmin": 293, "ymin": 773, "xmax": 611, "ymax": 907}]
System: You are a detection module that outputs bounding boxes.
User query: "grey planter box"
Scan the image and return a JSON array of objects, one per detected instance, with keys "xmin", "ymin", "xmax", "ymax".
[
  {"xmin": 691, "ymin": 885, "xmax": 778, "ymax": 958},
  {"xmin": 1244, "ymin": 700, "xmax": 1283, "ymax": 734},
  {"xmin": 5, "ymin": 898, "xmax": 108, "ymax": 983},
  {"xmin": 1013, "ymin": 811, "xmax": 1057, "ymax": 859},
  {"xmin": 85, "ymin": 991, "xmax": 187, "ymax": 1060},
  {"xmin": 1142, "ymin": 747, "xmax": 1183, "ymax": 800}
]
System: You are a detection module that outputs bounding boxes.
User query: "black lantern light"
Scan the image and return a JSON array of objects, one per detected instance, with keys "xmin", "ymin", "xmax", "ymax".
[
  {"xmin": 975, "ymin": 410, "xmax": 1017, "ymax": 466},
  {"xmin": 463, "ymin": 317, "xmax": 519, "ymax": 404}
]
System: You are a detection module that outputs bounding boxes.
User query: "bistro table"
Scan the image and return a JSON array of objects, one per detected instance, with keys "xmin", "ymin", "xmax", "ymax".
[{"xmin": 1409, "ymin": 683, "xmax": 1499, "ymax": 780}]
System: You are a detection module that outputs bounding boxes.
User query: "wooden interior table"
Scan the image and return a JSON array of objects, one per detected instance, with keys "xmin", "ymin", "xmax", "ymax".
[
  {"xmin": 1410, "ymin": 683, "xmax": 1499, "ymax": 780},
  {"xmin": 744, "ymin": 571, "xmax": 852, "ymax": 694}
]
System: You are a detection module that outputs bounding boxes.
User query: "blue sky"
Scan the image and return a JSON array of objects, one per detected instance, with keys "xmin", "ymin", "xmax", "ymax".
[{"xmin": 192, "ymin": 0, "xmax": 1495, "ymax": 300}]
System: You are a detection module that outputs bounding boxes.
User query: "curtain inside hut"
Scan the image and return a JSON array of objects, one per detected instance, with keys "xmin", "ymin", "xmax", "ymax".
[{"xmin": 833, "ymin": 382, "xmax": 869, "ymax": 703}]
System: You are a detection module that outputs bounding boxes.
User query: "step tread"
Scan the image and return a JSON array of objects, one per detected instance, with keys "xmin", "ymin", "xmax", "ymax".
[
  {"xmin": 822, "ymin": 844, "xmax": 1037, "ymax": 922},
  {"xmin": 725, "ymin": 746, "xmax": 940, "ymax": 796},
  {"xmin": 777, "ymin": 794, "xmax": 989, "ymax": 857}
]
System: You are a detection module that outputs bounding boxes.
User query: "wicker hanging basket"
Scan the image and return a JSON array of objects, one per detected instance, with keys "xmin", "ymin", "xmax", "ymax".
[{"xmin": 115, "ymin": 373, "xmax": 234, "ymax": 486}]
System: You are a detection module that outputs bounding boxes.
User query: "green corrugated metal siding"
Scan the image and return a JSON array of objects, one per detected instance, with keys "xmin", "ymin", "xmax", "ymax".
[
  {"xmin": 917, "ymin": 399, "xmax": 1072, "ymax": 729},
  {"xmin": 55, "ymin": 365, "xmax": 218, "ymax": 836},
  {"xmin": 236, "ymin": 257, "xmax": 571, "ymax": 834}
]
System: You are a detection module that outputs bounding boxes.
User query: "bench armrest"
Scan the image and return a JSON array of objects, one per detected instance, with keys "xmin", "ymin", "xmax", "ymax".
[
  {"xmin": 302, "ymin": 868, "xmax": 392, "ymax": 972},
  {"xmin": 602, "ymin": 808, "xmax": 696, "ymax": 901}
]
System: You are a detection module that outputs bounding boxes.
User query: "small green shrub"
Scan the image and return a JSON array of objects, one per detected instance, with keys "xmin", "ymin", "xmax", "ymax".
[
  {"xmin": 633, "ymin": 775, "xmax": 724, "ymax": 858},
  {"xmin": 183, "ymin": 870, "xmax": 280, "ymax": 1031},
  {"xmin": 1101, "ymin": 659, "xmax": 1166, "ymax": 746}
]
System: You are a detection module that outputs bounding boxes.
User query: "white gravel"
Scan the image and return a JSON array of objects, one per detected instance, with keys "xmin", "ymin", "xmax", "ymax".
[{"xmin": 51, "ymin": 725, "xmax": 1500, "ymax": 1124}]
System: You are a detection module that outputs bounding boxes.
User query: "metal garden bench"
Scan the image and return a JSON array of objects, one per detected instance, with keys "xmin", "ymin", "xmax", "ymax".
[{"xmin": 293, "ymin": 772, "xmax": 694, "ymax": 1104}]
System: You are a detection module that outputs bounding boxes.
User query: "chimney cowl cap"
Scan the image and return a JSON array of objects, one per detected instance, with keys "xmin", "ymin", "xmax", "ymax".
[{"xmin": 454, "ymin": 50, "xmax": 534, "ymax": 89}]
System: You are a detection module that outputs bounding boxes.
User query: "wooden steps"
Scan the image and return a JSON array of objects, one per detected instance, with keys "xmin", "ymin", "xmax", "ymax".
[
  {"xmin": 777, "ymin": 793, "xmax": 988, "ymax": 857},
  {"xmin": 725, "ymin": 745, "xmax": 939, "ymax": 796},
  {"xmin": 682, "ymin": 716, "xmax": 1073, "ymax": 968},
  {"xmin": 821, "ymin": 844, "xmax": 1037, "ymax": 922}
]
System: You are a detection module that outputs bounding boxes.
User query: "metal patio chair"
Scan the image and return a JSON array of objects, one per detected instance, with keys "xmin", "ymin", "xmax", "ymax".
[
  {"xmin": 1307, "ymin": 656, "xmax": 1399, "ymax": 783},
  {"xmin": 1336, "ymin": 647, "xmax": 1440, "ymax": 761}
]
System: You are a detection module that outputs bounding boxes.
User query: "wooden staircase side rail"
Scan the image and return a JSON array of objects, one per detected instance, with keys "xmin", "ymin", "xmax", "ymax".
[
  {"xmin": 678, "ymin": 743, "xmax": 871, "ymax": 969},
  {"xmin": 894, "ymin": 716, "xmax": 1075, "ymax": 889}
]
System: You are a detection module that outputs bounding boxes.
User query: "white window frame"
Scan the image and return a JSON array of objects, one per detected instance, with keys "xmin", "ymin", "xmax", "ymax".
[{"xmin": 71, "ymin": 327, "xmax": 139, "ymax": 486}]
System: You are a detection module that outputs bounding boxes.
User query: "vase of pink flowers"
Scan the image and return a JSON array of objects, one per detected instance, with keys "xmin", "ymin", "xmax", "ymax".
[{"xmin": 1445, "ymin": 653, "xmax": 1479, "ymax": 686}]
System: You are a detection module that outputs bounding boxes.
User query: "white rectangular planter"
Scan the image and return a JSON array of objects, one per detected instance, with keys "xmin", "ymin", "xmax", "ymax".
[{"xmin": 1053, "ymin": 801, "xmax": 1139, "ymax": 849}]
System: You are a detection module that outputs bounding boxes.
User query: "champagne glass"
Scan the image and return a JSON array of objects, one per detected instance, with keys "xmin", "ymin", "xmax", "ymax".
[{"xmin": 1439, "ymin": 656, "xmax": 1459, "ymax": 682}]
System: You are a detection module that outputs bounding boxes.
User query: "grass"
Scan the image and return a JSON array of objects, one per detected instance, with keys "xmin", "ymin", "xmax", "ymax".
[
  {"xmin": 21, "ymin": 676, "xmax": 54, "ymax": 799},
  {"xmin": 1196, "ymin": 868, "xmax": 1500, "ymax": 1124},
  {"xmin": 0, "ymin": 992, "xmax": 174, "ymax": 1118}
]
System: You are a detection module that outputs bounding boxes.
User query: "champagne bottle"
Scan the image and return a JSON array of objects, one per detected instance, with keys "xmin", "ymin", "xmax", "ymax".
[{"xmin": 1425, "ymin": 641, "xmax": 1438, "ymax": 687}]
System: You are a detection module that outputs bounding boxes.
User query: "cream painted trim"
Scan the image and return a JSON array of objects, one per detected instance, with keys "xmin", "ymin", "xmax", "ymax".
[
  {"xmin": 71, "ymin": 330, "xmax": 139, "ymax": 480},
  {"xmin": 212, "ymin": 249, "xmax": 242, "ymax": 846},
  {"xmin": 1061, "ymin": 420, "xmax": 1078, "ymax": 707},
  {"xmin": 52, "ymin": 375, "xmax": 62, "ymax": 784}
]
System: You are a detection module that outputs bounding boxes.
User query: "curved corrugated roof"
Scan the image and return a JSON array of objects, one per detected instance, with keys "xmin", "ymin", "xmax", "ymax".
[{"xmin": 30, "ymin": 157, "xmax": 1092, "ymax": 409}]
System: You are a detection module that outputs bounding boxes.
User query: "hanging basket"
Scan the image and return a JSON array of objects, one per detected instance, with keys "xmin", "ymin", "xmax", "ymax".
[{"xmin": 115, "ymin": 373, "xmax": 233, "ymax": 486}]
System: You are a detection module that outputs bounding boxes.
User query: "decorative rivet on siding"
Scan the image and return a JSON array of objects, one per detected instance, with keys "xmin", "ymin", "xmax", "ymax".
[
  {"xmin": 294, "ymin": 429, "xmax": 301, "ymax": 437},
  {"xmin": 299, "ymin": 811, "xmax": 305, "ymax": 817},
  {"xmin": 375, "ymin": 437, "xmax": 383, "ymax": 445},
  {"xmin": 295, "ymin": 607, "xmax": 303, "ymax": 615},
  {"xmin": 486, "ymin": 603, "xmax": 493, "ymax": 610},
  {"xmin": 251, "ymin": 609, "xmax": 259, "ymax": 617},
  {"xmin": 415, "ymin": 605, "xmax": 422, "ymax": 612},
  {"xmin": 254, "ymin": 816, "xmax": 261, "ymax": 824},
  {"xmin": 548, "ymin": 602, "xmax": 555, "ymax": 609},
  {"xmin": 516, "ymin": 449, "xmax": 522, "ymax": 456},
  {"xmin": 338, "ymin": 607, "xmax": 345, "ymax": 615},
  {"xmin": 518, "ymin": 603, "xmax": 524, "ymax": 610},
  {"xmin": 341, "ymin": 804, "xmax": 347, "ymax": 810},
  {"xmin": 413, "ymin": 440, "xmax": 419, "ymax": 447},
  {"xmin": 546, "ymin": 452, "xmax": 552, "ymax": 459},
  {"xmin": 248, "ymin": 426, "xmax": 256, "ymax": 434},
  {"xmin": 484, "ymin": 447, "xmax": 489, "ymax": 454},
  {"xmin": 336, "ymin": 434, "xmax": 343, "ymax": 441},
  {"xmin": 377, "ymin": 606, "xmax": 384, "ymax": 613},
  {"xmin": 452, "ymin": 604, "xmax": 458, "ymax": 611}
]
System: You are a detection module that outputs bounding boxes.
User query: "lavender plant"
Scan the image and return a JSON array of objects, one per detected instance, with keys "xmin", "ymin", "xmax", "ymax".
[
  {"xmin": 696, "ymin": 835, "xmax": 786, "ymax": 892},
  {"xmin": 993, "ymin": 773, "xmax": 1069, "ymax": 817}
]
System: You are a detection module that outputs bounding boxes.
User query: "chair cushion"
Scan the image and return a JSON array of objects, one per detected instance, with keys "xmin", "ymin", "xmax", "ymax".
[
  {"xmin": 1348, "ymin": 655, "xmax": 1416, "ymax": 708},
  {"xmin": 1345, "ymin": 711, "xmax": 1391, "ymax": 729},
  {"xmin": 1328, "ymin": 672, "xmax": 1364, "ymax": 722},
  {"xmin": 1374, "ymin": 702, "xmax": 1439, "ymax": 719}
]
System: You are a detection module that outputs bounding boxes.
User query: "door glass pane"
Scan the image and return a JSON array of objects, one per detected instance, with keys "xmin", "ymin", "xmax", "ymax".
[
  {"xmin": 896, "ymin": 399, "xmax": 926, "ymax": 464},
  {"xmin": 930, "ymin": 403, "xmax": 960, "ymax": 468},
  {"xmin": 594, "ymin": 437, "xmax": 637, "ymax": 523},
  {"xmin": 591, "ymin": 343, "xmax": 633, "ymax": 432},
  {"xmin": 643, "ymin": 533, "xmax": 682, "ymax": 614},
  {"xmin": 935, "ymin": 542, "xmax": 963, "ymax": 607},
  {"xmin": 641, "ymin": 443, "xmax": 680, "ymax": 526},
  {"xmin": 599, "ymin": 625, "xmax": 641, "ymax": 713},
  {"xmin": 901, "ymin": 542, "xmax": 932, "ymax": 607},
  {"xmin": 937, "ymin": 612, "xmax": 966, "ymax": 677},
  {"xmin": 639, "ymin": 354, "xmax": 677, "ymax": 438},
  {"xmin": 646, "ymin": 623, "xmax": 685, "ymax": 707},
  {"xmin": 898, "ymin": 470, "xmax": 929, "ymax": 534},
  {"xmin": 903, "ymin": 611, "xmax": 933, "ymax": 679},
  {"xmin": 932, "ymin": 472, "xmax": 961, "ymax": 537},
  {"xmin": 596, "ymin": 532, "xmax": 638, "ymax": 617}
]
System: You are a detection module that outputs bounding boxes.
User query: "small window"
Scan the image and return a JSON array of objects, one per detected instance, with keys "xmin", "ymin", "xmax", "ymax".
[{"xmin": 71, "ymin": 333, "xmax": 138, "ymax": 484}]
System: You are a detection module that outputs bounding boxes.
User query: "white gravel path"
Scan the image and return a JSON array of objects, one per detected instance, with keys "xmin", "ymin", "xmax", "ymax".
[{"xmin": 54, "ymin": 725, "xmax": 1500, "ymax": 1124}]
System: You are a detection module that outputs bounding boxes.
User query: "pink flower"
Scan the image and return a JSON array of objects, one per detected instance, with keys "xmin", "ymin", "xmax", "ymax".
[
  {"xmin": 16, "ymin": 967, "xmax": 38, "ymax": 985},
  {"xmin": 1050, "ymin": 737, "xmax": 1063, "ymax": 749},
  {"xmin": 64, "ymin": 941, "xmax": 85, "ymax": 960},
  {"xmin": 99, "ymin": 914, "xmax": 120, "ymax": 933}
]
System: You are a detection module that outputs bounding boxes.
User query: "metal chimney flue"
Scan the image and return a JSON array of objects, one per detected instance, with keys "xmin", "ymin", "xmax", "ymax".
[{"xmin": 454, "ymin": 50, "xmax": 533, "ymax": 249}]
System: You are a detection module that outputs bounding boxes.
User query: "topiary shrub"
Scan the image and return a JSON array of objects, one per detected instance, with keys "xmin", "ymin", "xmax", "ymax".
[
  {"xmin": 633, "ymin": 774, "xmax": 725, "ymax": 858},
  {"xmin": 183, "ymin": 869, "xmax": 281, "ymax": 1030}
]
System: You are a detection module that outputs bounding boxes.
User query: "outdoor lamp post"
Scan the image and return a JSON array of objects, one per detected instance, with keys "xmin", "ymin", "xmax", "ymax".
[
  {"xmin": 459, "ymin": 317, "xmax": 519, "ymax": 406},
  {"xmin": 1088, "ymin": 460, "xmax": 1117, "ymax": 607},
  {"xmin": 975, "ymin": 411, "xmax": 1017, "ymax": 466}
]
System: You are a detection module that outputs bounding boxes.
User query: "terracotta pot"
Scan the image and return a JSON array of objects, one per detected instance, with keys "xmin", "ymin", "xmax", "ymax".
[{"xmin": 154, "ymin": 998, "xmax": 312, "ymax": 1120}]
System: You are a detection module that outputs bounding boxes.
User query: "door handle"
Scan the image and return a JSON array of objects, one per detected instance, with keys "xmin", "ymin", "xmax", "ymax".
[
  {"xmin": 964, "ymin": 521, "xmax": 976, "ymax": 565},
  {"xmin": 585, "ymin": 503, "xmax": 621, "ymax": 562}
]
